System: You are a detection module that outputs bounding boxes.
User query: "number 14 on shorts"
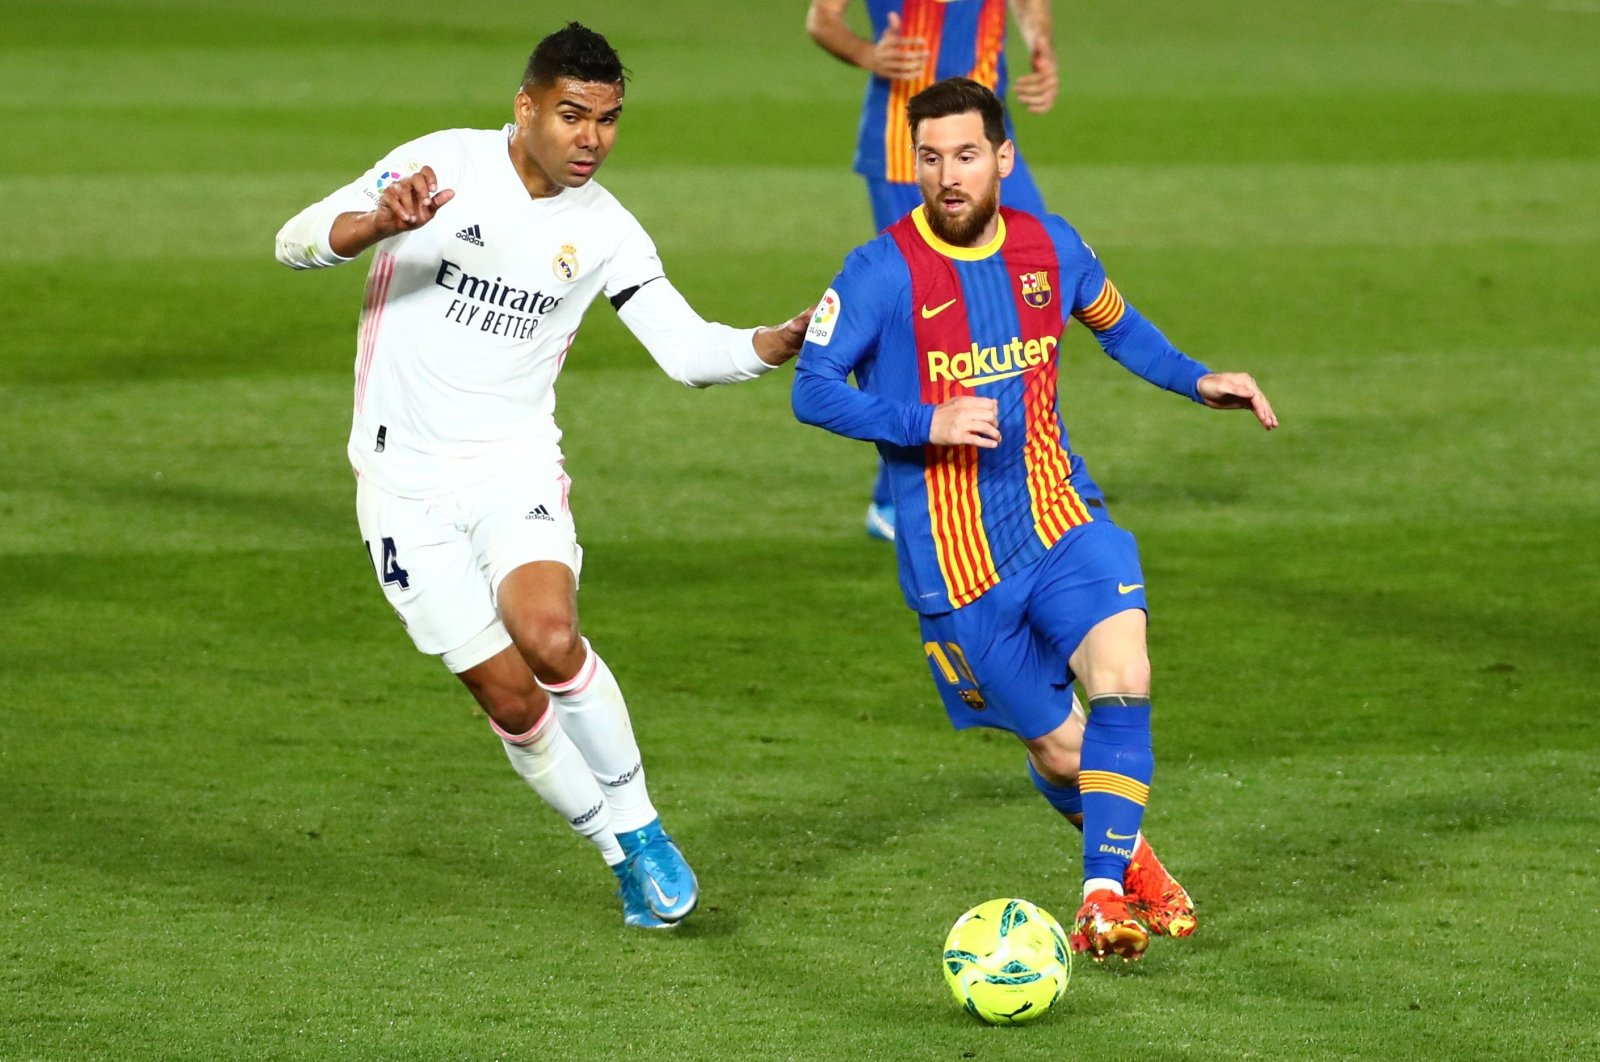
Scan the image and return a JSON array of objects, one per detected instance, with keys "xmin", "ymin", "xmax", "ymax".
[{"xmin": 364, "ymin": 536, "xmax": 411, "ymax": 590}]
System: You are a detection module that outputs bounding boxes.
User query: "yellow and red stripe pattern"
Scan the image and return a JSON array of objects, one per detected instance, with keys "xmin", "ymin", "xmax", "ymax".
[
  {"xmin": 883, "ymin": 2, "xmax": 946, "ymax": 182},
  {"xmin": 925, "ymin": 439, "xmax": 1001, "ymax": 607},
  {"xmin": 1020, "ymin": 356, "xmax": 1093, "ymax": 548},
  {"xmin": 1074, "ymin": 278, "xmax": 1126, "ymax": 332},
  {"xmin": 967, "ymin": 0, "xmax": 1006, "ymax": 90},
  {"xmin": 896, "ymin": 203, "xmax": 1002, "ymax": 607},
  {"xmin": 1004, "ymin": 209, "xmax": 1093, "ymax": 549},
  {"xmin": 1079, "ymin": 770, "xmax": 1151, "ymax": 807}
]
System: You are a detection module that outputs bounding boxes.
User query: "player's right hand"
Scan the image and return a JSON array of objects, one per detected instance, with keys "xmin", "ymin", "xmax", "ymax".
[
  {"xmin": 930, "ymin": 396, "xmax": 1001, "ymax": 449},
  {"xmin": 872, "ymin": 13, "xmax": 929, "ymax": 81},
  {"xmin": 373, "ymin": 165, "xmax": 455, "ymax": 236},
  {"xmin": 1014, "ymin": 42, "xmax": 1060, "ymax": 114}
]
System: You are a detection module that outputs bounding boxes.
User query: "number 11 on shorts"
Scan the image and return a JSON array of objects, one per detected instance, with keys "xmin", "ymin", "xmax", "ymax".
[{"xmin": 924, "ymin": 640, "xmax": 978, "ymax": 686}]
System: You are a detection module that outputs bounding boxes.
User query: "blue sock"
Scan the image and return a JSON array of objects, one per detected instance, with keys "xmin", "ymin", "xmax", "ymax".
[
  {"xmin": 1079, "ymin": 696, "xmax": 1153, "ymax": 884},
  {"xmin": 871, "ymin": 461, "xmax": 893, "ymax": 507},
  {"xmin": 1027, "ymin": 758, "xmax": 1083, "ymax": 819}
]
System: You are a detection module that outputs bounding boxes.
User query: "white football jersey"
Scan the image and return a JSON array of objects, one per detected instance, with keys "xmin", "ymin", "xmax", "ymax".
[{"xmin": 287, "ymin": 126, "xmax": 670, "ymax": 498}]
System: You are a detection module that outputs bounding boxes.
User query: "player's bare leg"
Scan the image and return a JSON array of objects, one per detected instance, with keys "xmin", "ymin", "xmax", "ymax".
[
  {"xmin": 1024, "ymin": 700, "xmax": 1085, "ymax": 828},
  {"xmin": 496, "ymin": 561, "xmax": 586, "ymax": 684},
  {"xmin": 497, "ymin": 561, "xmax": 699, "ymax": 922}
]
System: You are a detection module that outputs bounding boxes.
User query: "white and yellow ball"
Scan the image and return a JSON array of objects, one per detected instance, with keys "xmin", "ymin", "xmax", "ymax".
[{"xmin": 942, "ymin": 898, "xmax": 1071, "ymax": 1025}]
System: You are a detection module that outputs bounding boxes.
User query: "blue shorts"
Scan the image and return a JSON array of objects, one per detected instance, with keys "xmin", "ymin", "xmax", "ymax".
[
  {"xmin": 917, "ymin": 516, "xmax": 1148, "ymax": 740},
  {"xmin": 865, "ymin": 151, "xmax": 1048, "ymax": 232}
]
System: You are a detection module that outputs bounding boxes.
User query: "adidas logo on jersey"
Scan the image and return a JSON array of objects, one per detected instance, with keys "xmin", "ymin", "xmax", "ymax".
[
  {"xmin": 455, "ymin": 224, "xmax": 485, "ymax": 246},
  {"xmin": 526, "ymin": 504, "xmax": 554, "ymax": 522}
]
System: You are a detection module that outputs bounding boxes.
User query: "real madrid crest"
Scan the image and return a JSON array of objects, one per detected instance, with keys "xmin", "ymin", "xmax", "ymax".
[
  {"xmin": 553, "ymin": 243, "xmax": 580, "ymax": 282},
  {"xmin": 1018, "ymin": 270, "xmax": 1052, "ymax": 310}
]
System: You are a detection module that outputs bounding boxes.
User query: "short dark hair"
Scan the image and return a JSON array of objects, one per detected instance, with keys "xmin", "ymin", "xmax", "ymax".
[
  {"xmin": 907, "ymin": 77, "xmax": 1006, "ymax": 147},
  {"xmin": 522, "ymin": 22, "xmax": 627, "ymax": 90}
]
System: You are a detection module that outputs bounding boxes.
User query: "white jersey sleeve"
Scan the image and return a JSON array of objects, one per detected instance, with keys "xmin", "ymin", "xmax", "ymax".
[
  {"xmin": 616, "ymin": 280, "xmax": 770, "ymax": 388},
  {"xmin": 605, "ymin": 214, "xmax": 771, "ymax": 388},
  {"xmin": 274, "ymin": 133, "xmax": 452, "ymax": 270}
]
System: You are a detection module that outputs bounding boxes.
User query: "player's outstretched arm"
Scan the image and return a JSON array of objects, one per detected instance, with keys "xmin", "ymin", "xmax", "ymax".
[
  {"xmin": 1009, "ymin": 0, "xmax": 1059, "ymax": 114},
  {"xmin": 806, "ymin": 1, "xmax": 929, "ymax": 80},
  {"xmin": 328, "ymin": 168, "xmax": 455, "ymax": 258},
  {"xmin": 1196, "ymin": 372, "xmax": 1279, "ymax": 430},
  {"xmin": 615, "ymin": 279, "xmax": 795, "ymax": 388},
  {"xmin": 752, "ymin": 305, "xmax": 817, "ymax": 367}
]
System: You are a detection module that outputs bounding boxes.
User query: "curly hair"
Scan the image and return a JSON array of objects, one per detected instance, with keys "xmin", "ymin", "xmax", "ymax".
[{"xmin": 523, "ymin": 22, "xmax": 627, "ymax": 89}]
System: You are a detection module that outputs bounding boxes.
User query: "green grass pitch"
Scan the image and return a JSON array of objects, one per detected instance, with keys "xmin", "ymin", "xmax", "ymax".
[{"xmin": 3, "ymin": 0, "xmax": 1597, "ymax": 1057}]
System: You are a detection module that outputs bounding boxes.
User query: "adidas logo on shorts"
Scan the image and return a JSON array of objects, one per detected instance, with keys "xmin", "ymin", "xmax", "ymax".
[
  {"xmin": 526, "ymin": 504, "xmax": 554, "ymax": 522},
  {"xmin": 455, "ymin": 224, "xmax": 485, "ymax": 246}
]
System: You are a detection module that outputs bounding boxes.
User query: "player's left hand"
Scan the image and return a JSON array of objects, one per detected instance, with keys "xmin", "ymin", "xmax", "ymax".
[
  {"xmin": 754, "ymin": 304, "xmax": 817, "ymax": 366},
  {"xmin": 1014, "ymin": 43, "xmax": 1059, "ymax": 114},
  {"xmin": 1197, "ymin": 372, "xmax": 1279, "ymax": 430}
]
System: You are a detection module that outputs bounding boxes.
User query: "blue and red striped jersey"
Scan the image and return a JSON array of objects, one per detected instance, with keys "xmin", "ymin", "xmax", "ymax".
[
  {"xmin": 793, "ymin": 205, "xmax": 1211, "ymax": 614},
  {"xmin": 855, "ymin": 0, "xmax": 1011, "ymax": 181}
]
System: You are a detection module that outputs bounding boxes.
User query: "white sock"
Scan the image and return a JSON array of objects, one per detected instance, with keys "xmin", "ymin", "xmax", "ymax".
[
  {"xmin": 1085, "ymin": 877, "xmax": 1125, "ymax": 899},
  {"xmin": 494, "ymin": 711, "xmax": 625, "ymax": 866},
  {"xmin": 539, "ymin": 639, "xmax": 659, "ymax": 834}
]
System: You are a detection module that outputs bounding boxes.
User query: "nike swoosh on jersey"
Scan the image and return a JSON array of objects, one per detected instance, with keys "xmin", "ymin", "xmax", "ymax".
[
  {"xmin": 1118, "ymin": 583, "xmax": 1144, "ymax": 594},
  {"xmin": 1106, "ymin": 829, "xmax": 1138, "ymax": 840},
  {"xmin": 920, "ymin": 298, "xmax": 958, "ymax": 319}
]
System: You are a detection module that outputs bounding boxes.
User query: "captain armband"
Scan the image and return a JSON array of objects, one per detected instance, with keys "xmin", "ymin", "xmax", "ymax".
[{"xmin": 1073, "ymin": 279, "xmax": 1127, "ymax": 332}]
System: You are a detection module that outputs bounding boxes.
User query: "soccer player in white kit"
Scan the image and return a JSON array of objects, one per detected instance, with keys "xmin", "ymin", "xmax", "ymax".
[{"xmin": 273, "ymin": 23, "xmax": 809, "ymax": 928}]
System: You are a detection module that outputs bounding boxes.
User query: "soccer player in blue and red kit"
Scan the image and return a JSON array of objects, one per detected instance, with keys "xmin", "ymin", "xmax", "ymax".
[
  {"xmin": 792, "ymin": 78, "xmax": 1279, "ymax": 960},
  {"xmin": 807, "ymin": 0, "xmax": 1058, "ymax": 540}
]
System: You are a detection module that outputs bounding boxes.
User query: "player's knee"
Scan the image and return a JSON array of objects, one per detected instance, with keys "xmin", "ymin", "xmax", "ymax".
[
  {"xmin": 504, "ymin": 605, "xmax": 583, "ymax": 675},
  {"xmin": 1031, "ymin": 744, "xmax": 1080, "ymax": 785},
  {"xmin": 1085, "ymin": 656, "xmax": 1151, "ymax": 699},
  {"xmin": 1114, "ymin": 658, "xmax": 1152, "ymax": 696}
]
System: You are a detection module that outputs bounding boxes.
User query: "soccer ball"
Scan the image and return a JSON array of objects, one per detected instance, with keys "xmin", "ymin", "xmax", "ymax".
[{"xmin": 942, "ymin": 898, "xmax": 1071, "ymax": 1025}]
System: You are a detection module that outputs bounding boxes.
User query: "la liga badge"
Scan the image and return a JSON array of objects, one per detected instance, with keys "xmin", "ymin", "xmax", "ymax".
[{"xmin": 807, "ymin": 288, "xmax": 840, "ymax": 346}]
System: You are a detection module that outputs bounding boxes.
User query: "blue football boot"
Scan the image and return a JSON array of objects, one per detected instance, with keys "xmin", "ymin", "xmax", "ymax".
[
  {"xmin": 865, "ymin": 502, "xmax": 896, "ymax": 542},
  {"xmin": 618, "ymin": 818, "xmax": 699, "ymax": 923},
  {"xmin": 613, "ymin": 862, "xmax": 675, "ymax": 929}
]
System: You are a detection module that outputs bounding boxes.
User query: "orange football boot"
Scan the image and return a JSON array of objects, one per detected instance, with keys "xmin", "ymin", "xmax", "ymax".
[
  {"xmin": 1070, "ymin": 888, "xmax": 1150, "ymax": 962},
  {"xmin": 1123, "ymin": 835, "xmax": 1197, "ymax": 938}
]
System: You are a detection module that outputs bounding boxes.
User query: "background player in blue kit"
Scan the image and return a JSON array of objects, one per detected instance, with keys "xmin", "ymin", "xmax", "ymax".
[
  {"xmin": 806, "ymin": 0, "xmax": 1059, "ymax": 541},
  {"xmin": 792, "ymin": 78, "xmax": 1278, "ymax": 960}
]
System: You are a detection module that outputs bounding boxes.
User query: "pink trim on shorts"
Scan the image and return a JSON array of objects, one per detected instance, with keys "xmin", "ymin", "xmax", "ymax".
[
  {"xmin": 557, "ymin": 459, "xmax": 572, "ymax": 516},
  {"xmin": 355, "ymin": 251, "xmax": 397, "ymax": 412},
  {"xmin": 490, "ymin": 707, "xmax": 553, "ymax": 746},
  {"xmin": 539, "ymin": 640, "xmax": 597, "ymax": 697}
]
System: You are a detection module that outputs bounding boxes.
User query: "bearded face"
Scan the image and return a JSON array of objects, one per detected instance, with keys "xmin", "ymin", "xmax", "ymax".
[{"xmin": 912, "ymin": 111, "xmax": 1013, "ymax": 247}]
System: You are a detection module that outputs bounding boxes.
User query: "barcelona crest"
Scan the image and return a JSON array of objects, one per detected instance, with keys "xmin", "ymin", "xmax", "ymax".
[{"xmin": 1018, "ymin": 270, "xmax": 1052, "ymax": 309}]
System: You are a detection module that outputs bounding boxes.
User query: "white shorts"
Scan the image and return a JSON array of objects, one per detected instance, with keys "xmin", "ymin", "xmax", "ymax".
[{"xmin": 354, "ymin": 462, "xmax": 582, "ymax": 673}]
